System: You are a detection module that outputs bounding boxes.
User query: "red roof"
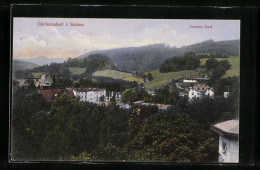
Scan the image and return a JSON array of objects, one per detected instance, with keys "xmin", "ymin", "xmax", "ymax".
[
  {"xmin": 40, "ymin": 89, "xmax": 75, "ymax": 100},
  {"xmin": 133, "ymin": 100, "xmax": 145, "ymax": 104}
]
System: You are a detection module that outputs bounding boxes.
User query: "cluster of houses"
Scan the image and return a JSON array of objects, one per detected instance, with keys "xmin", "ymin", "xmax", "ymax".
[{"xmin": 179, "ymin": 77, "xmax": 229, "ymax": 100}]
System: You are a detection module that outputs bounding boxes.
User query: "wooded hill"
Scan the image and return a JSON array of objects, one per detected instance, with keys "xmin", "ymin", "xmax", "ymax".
[
  {"xmin": 78, "ymin": 39, "xmax": 239, "ymax": 73},
  {"xmin": 13, "ymin": 60, "xmax": 38, "ymax": 72}
]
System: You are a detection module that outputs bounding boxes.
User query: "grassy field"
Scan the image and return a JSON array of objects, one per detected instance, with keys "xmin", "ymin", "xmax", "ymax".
[
  {"xmin": 32, "ymin": 72, "xmax": 43, "ymax": 79},
  {"xmin": 69, "ymin": 67, "xmax": 86, "ymax": 75},
  {"xmin": 93, "ymin": 69, "xmax": 144, "ymax": 83},
  {"xmin": 93, "ymin": 70, "xmax": 133, "ymax": 79},
  {"xmin": 200, "ymin": 56, "xmax": 240, "ymax": 78},
  {"xmin": 123, "ymin": 77, "xmax": 144, "ymax": 84},
  {"xmin": 144, "ymin": 69, "xmax": 204, "ymax": 90},
  {"xmin": 90, "ymin": 57, "xmax": 239, "ymax": 91}
]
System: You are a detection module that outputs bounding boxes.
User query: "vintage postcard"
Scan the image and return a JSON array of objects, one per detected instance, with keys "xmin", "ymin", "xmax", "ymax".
[{"xmin": 11, "ymin": 18, "xmax": 240, "ymax": 163}]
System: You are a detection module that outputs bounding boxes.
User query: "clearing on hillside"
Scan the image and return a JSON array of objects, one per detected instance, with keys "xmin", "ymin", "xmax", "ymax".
[
  {"xmin": 200, "ymin": 56, "xmax": 240, "ymax": 78},
  {"xmin": 69, "ymin": 67, "xmax": 86, "ymax": 75},
  {"xmin": 32, "ymin": 72, "xmax": 43, "ymax": 79}
]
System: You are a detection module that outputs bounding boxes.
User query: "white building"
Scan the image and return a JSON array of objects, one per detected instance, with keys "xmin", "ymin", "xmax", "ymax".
[
  {"xmin": 211, "ymin": 120, "xmax": 239, "ymax": 163},
  {"xmin": 183, "ymin": 77, "xmax": 197, "ymax": 83},
  {"xmin": 147, "ymin": 90, "xmax": 156, "ymax": 96},
  {"xmin": 73, "ymin": 88, "xmax": 121, "ymax": 103},
  {"xmin": 188, "ymin": 84, "xmax": 214, "ymax": 100},
  {"xmin": 224, "ymin": 92, "xmax": 230, "ymax": 98},
  {"xmin": 40, "ymin": 73, "xmax": 53, "ymax": 88}
]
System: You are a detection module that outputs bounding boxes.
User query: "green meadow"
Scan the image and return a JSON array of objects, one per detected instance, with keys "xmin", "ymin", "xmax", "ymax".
[
  {"xmin": 32, "ymin": 72, "xmax": 43, "ymax": 79},
  {"xmin": 200, "ymin": 56, "xmax": 240, "ymax": 78},
  {"xmin": 69, "ymin": 67, "xmax": 86, "ymax": 75}
]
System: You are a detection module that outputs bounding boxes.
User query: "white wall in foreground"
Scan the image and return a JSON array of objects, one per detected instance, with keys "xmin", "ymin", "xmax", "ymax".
[{"xmin": 218, "ymin": 135, "xmax": 239, "ymax": 163}]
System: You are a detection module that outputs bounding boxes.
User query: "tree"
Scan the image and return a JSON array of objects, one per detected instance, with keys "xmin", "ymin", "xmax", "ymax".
[
  {"xmin": 126, "ymin": 113, "xmax": 218, "ymax": 162},
  {"xmin": 99, "ymin": 95, "xmax": 105, "ymax": 102},
  {"xmin": 205, "ymin": 57, "xmax": 218, "ymax": 71},
  {"xmin": 25, "ymin": 79, "xmax": 36, "ymax": 89},
  {"xmin": 122, "ymin": 88, "xmax": 138, "ymax": 104},
  {"xmin": 147, "ymin": 73, "xmax": 153, "ymax": 81},
  {"xmin": 11, "ymin": 93, "xmax": 49, "ymax": 160},
  {"xmin": 159, "ymin": 52, "xmax": 200, "ymax": 73}
]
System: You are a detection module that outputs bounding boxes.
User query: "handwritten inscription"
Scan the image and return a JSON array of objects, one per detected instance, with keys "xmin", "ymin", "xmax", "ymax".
[
  {"xmin": 189, "ymin": 25, "xmax": 213, "ymax": 29},
  {"xmin": 37, "ymin": 22, "xmax": 85, "ymax": 27}
]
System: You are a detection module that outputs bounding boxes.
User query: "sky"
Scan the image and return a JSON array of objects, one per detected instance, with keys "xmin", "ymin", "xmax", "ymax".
[{"xmin": 13, "ymin": 18, "xmax": 240, "ymax": 59}]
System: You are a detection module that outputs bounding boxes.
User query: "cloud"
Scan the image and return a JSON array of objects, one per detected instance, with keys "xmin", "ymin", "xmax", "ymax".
[{"xmin": 13, "ymin": 19, "xmax": 240, "ymax": 59}]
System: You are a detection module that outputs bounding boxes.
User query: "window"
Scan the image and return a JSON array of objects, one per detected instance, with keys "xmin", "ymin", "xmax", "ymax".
[
  {"xmin": 222, "ymin": 142, "xmax": 227, "ymax": 155},
  {"xmin": 192, "ymin": 92, "xmax": 194, "ymax": 95}
]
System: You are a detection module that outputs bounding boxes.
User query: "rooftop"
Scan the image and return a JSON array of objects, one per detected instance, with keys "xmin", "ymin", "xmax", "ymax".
[
  {"xmin": 133, "ymin": 100, "xmax": 145, "ymax": 104},
  {"xmin": 73, "ymin": 88, "xmax": 106, "ymax": 92},
  {"xmin": 193, "ymin": 84, "xmax": 210, "ymax": 92},
  {"xmin": 211, "ymin": 119, "xmax": 239, "ymax": 138},
  {"xmin": 40, "ymin": 89, "xmax": 75, "ymax": 100}
]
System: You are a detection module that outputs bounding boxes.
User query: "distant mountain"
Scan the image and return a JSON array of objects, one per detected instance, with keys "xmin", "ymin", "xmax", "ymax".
[
  {"xmin": 13, "ymin": 60, "xmax": 38, "ymax": 72},
  {"xmin": 77, "ymin": 40, "xmax": 239, "ymax": 73},
  {"xmin": 177, "ymin": 39, "xmax": 240, "ymax": 56},
  {"xmin": 17, "ymin": 56, "xmax": 67, "ymax": 66}
]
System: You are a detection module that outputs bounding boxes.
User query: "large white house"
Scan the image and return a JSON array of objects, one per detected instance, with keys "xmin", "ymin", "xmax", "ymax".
[
  {"xmin": 188, "ymin": 84, "xmax": 214, "ymax": 100},
  {"xmin": 73, "ymin": 88, "xmax": 121, "ymax": 103},
  {"xmin": 211, "ymin": 119, "xmax": 239, "ymax": 163}
]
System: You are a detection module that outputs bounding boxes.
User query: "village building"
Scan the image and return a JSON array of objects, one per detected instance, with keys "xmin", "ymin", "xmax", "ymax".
[
  {"xmin": 133, "ymin": 101, "xmax": 172, "ymax": 110},
  {"xmin": 179, "ymin": 92, "xmax": 188, "ymax": 97},
  {"xmin": 15, "ymin": 79, "xmax": 28, "ymax": 88},
  {"xmin": 147, "ymin": 90, "xmax": 156, "ymax": 96},
  {"xmin": 188, "ymin": 84, "xmax": 214, "ymax": 100},
  {"xmin": 133, "ymin": 100, "xmax": 145, "ymax": 105},
  {"xmin": 224, "ymin": 92, "xmax": 230, "ymax": 98},
  {"xmin": 211, "ymin": 119, "xmax": 239, "ymax": 163},
  {"xmin": 73, "ymin": 88, "xmax": 122, "ymax": 103},
  {"xmin": 119, "ymin": 103, "xmax": 131, "ymax": 109},
  {"xmin": 39, "ymin": 73, "xmax": 53, "ymax": 89},
  {"xmin": 40, "ymin": 89, "xmax": 75, "ymax": 101},
  {"xmin": 95, "ymin": 101, "xmax": 111, "ymax": 107},
  {"xmin": 183, "ymin": 76, "xmax": 210, "ymax": 83},
  {"xmin": 131, "ymin": 105, "xmax": 159, "ymax": 123},
  {"xmin": 183, "ymin": 77, "xmax": 197, "ymax": 83},
  {"xmin": 157, "ymin": 104, "xmax": 172, "ymax": 110}
]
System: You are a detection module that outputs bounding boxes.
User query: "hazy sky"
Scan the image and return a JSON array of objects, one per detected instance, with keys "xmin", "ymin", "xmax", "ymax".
[{"xmin": 13, "ymin": 18, "xmax": 240, "ymax": 59}]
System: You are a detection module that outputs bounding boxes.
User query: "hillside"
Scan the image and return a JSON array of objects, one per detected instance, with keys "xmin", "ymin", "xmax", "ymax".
[
  {"xmin": 144, "ymin": 68, "xmax": 208, "ymax": 90},
  {"xmin": 17, "ymin": 56, "xmax": 67, "ymax": 66},
  {"xmin": 77, "ymin": 40, "xmax": 239, "ymax": 73},
  {"xmin": 13, "ymin": 60, "xmax": 38, "ymax": 72},
  {"xmin": 93, "ymin": 69, "xmax": 144, "ymax": 84}
]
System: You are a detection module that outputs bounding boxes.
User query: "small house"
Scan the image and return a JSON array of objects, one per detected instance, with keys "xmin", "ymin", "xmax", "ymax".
[
  {"xmin": 183, "ymin": 77, "xmax": 197, "ymax": 83},
  {"xmin": 211, "ymin": 119, "xmax": 239, "ymax": 163},
  {"xmin": 224, "ymin": 92, "xmax": 230, "ymax": 98}
]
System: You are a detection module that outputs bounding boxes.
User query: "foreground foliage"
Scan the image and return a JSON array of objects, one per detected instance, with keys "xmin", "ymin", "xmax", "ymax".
[{"xmin": 11, "ymin": 91, "xmax": 230, "ymax": 162}]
